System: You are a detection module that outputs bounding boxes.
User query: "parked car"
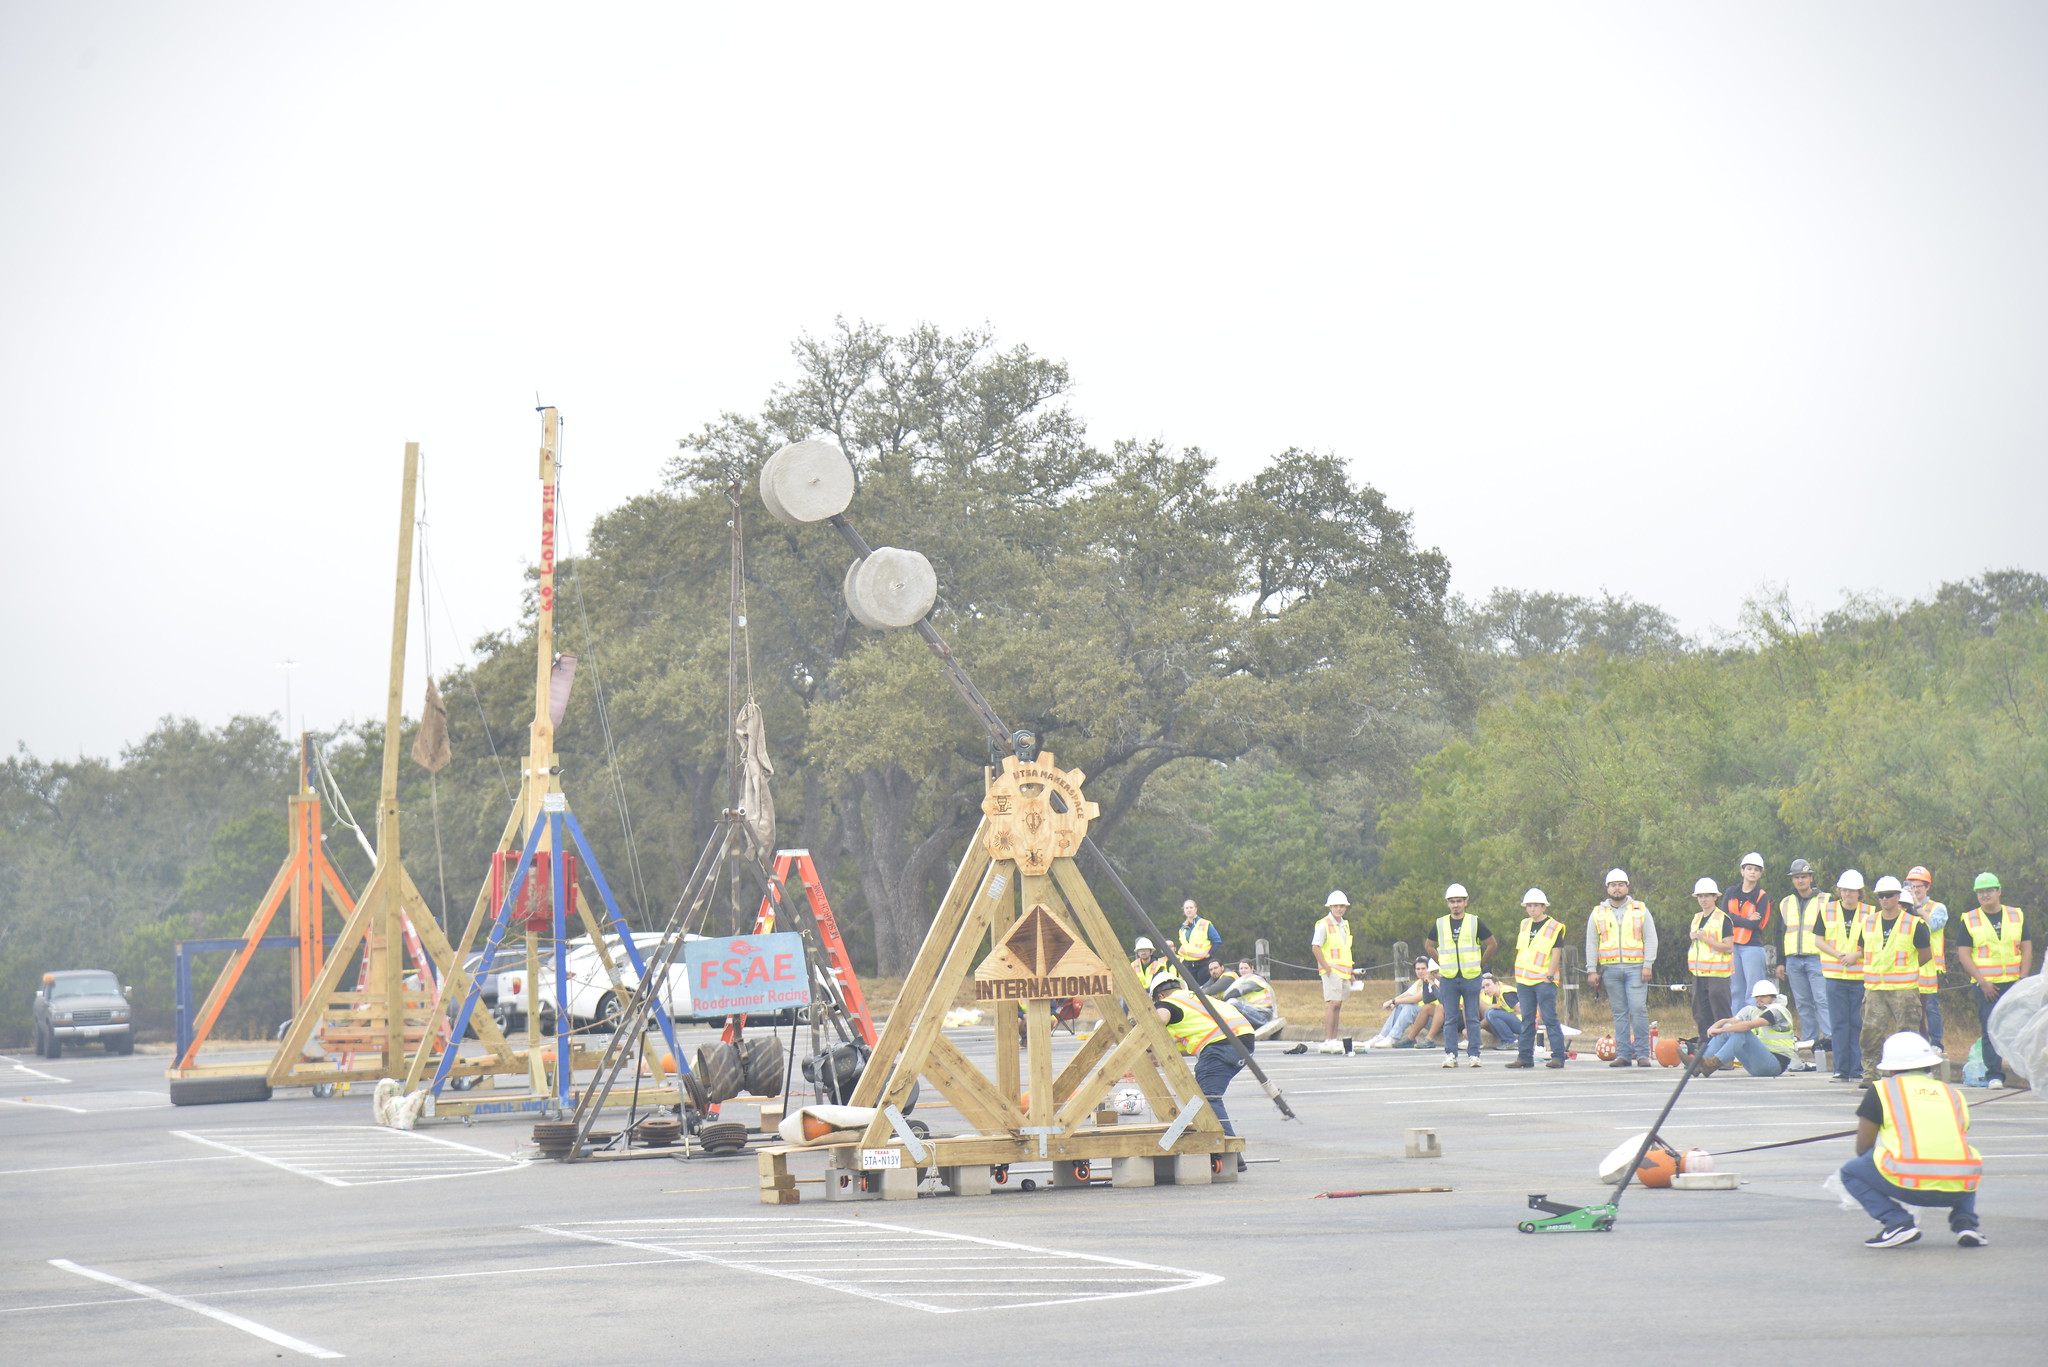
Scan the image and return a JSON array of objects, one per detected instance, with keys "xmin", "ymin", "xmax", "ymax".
[
  {"xmin": 33, "ymin": 970, "xmax": 134, "ymax": 1057},
  {"xmin": 497, "ymin": 932, "xmax": 704, "ymax": 1034},
  {"xmin": 402, "ymin": 950, "xmax": 513, "ymax": 1038}
]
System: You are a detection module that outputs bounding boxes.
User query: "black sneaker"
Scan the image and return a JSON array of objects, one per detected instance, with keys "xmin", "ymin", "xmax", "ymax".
[
  {"xmin": 1865, "ymin": 1225, "xmax": 1921, "ymax": 1249},
  {"xmin": 1955, "ymin": 1229, "xmax": 1986, "ymax": 1247}
]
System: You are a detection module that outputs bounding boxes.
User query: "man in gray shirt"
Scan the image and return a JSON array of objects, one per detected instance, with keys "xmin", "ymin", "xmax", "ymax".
[{"xmin": 1585, "ymin": 869, "xmax": 1660, "ymax": 1067}]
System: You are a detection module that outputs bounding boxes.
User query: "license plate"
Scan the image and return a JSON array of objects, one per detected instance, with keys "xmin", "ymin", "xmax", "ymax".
[{"xmin": 82, "ymin": 1027, "xmax": 101, "ymax": 1037}]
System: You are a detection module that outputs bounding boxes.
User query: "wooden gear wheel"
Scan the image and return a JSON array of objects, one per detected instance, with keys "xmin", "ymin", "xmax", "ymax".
[{"xmin": 980, "ymin": 752, "xmax": 1100, "ymax": 876}]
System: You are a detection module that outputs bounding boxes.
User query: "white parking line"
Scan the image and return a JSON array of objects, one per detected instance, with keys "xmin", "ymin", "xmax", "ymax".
[
  {"xmin": 0, "ymin": 1090, "xmax": 171, "ymax": 1114},
  {"xmin": 48, "ymin": 1260, "xmax": 342, "ymax": 1359},
  {"xmin": 532, "ymin": 1218, "xmax": 1220, "ymax": 1314},
  {"xmin": 174, "ymin": 1127, "xmax": 525, "ymax": 1187},
  {"xmin": 0, "ymin": 1055, "xmax": 71, "ymax": 1083},
  {"xmin": 0, "ymin": 1155, "xmax": 239, "ymax": 1177}
]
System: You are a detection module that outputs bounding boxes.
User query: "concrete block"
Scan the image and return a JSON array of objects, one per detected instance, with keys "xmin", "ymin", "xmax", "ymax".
[
  {"xmin": 940, "ymin": 1165, "xmax": 992, "ymax": 1197},
  {"xmin": 1109, "ymin": 1155, "xmax": 1156, "ymax": 1188},
  {"xmin": 1168, "ymin": 1152, "xmax": 1212, "ymax": 1185},
  {"xmin": 1209, "ymin": 1152, "xmax": 1240, "ymax": 1183},
  {"xmin": 1405, "ymin": 1128, "xmax": 1442, "ymax": 1158},
  {"xmin": 823, "ymin": 1166, "xmax": 880, "ymax": 1201},
  {"xmin": 878, "ymin": 1165, "xmax": 920, "ymax": 1200},
  {"xmin": 1051, "ymin": 1159, "xmax": 1093, "ymax": 1189}
]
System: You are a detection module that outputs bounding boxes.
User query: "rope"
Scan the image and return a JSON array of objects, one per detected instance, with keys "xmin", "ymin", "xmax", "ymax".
[
  {"xmin": 316, "ymin": 743, "xmax": 377, "ymax": 864},
  {"xmin": 415, "ymin": 453, "xmax": 451, "ymax": 934},
  {"xmin": 419, "ymin": 532, "xmax": 513, "ymax": 806},
  {"xmin": 1710, "ymin": 1086, "xmax": 2030, "ymax": 1156},
  {"xmin": 555, "ymin": 470, "xmax": 654, "ymax": 924}
]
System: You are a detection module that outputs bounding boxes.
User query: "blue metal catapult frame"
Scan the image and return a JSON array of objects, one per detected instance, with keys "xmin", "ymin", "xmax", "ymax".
[{"xmin": 427, "ymin": 800, "xmax": 688, "ymax": 1106}]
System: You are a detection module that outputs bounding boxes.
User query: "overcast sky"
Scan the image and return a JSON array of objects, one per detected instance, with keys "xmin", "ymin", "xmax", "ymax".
[{"xmin": 5, "ymin": 2, "xmax": 2044, "ymax": 761}]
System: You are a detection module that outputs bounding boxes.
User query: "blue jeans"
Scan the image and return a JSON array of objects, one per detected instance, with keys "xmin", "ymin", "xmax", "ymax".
[
  {"xmin": 1703, "ymin": 1030, "xmax": 1788, "ymax": 1077},
  {"xmin": 1372, "ymin": 1001, "xmax": 1418, "ymax": 1044},
  {"xmin": 1731, "ymin": 944, "xmax": 1768, "ymax": 1006},
  {"xmin": 1194, "ymin": 1038, "xmax": 1249, "ymax": 1137},
  {"xmin": 1920, "ymin": 992, "xmax": 1942, "ymax": 1050},
  {"xmin": 1517, "ymin": 981, "xmax": 1563, "ymax": 1062},
  {"xmin": 1484, "ymin": 1008, "xmax": 1521, "ymax": 1045},
  {"xmin": 1837, "ymin": 1149, "xmax": 1978, "ymax": 1232},
  {"xmin": 1826, "ymin": 978, "xmax": 1865, "ymax": 1078},
  {"xmin": 1440, "ymin": 975, "xmax": 1484, "ymax": 1058},
  {"xmin": 1237, "ymin": 1001, "xmax": 1273, "ymax": 1028},
  {"xmin": 1781, "ymin": 954, "xmax": 1829, "ymax": 1041},
  {"xmin": 1600, "ymin": 965, "xmax": 1650, "ymax": 1060}
]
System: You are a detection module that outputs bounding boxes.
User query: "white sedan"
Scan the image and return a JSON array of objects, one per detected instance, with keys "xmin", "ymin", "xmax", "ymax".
[{"xmin": 493, "ymin": 931, "xmax": 702, "ymax": 1034}]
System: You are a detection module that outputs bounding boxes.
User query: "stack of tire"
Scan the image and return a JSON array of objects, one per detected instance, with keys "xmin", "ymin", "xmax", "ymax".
[{"xmin": 693, "ymin": 1037, "xmax": 785, "ymax": 1105}]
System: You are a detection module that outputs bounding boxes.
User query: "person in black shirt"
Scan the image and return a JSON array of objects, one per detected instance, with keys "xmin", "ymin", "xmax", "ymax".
[
  {"xmin": 1721, "ymin": 852, "xmax": 1772, "ymax": 1004},
  {"xmin": 1425, "ymin": 886, "xmax": 1498, "ymax": 1067}
]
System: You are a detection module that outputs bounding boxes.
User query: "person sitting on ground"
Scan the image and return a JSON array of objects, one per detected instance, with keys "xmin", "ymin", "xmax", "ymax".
[
  {"xmin": 1219, "ymin": 959, "xmax": 1275, "ymax": 1028},
  {"xmin": 1361, "ymin": 959, "xmax": 1440, "ymax": 1050},
  {"xmin": 1204, "ymin": 959, "xmax": 1237, "ymax": 993},
  {"xmin": 1697, "ymin": 979, "xmax": 1800, "ymax": 1077},
  {"xmin": 1479, "ymin": 972, "xmax": 1521, "ymax": 1049},
  {"xmin": 1836, "ymin": 1031, "xmax": 1985, "ymax": 1249}
]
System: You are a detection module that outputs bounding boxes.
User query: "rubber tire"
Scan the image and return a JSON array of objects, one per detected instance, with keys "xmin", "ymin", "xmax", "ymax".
[
  {"xmin": 596, "ymin": 993, "xmax": 625, "ymax": 1034},
  {"xmin": 46, "ymin": 1033, "xmax": 62, "ymax": 1060},
  {"xmin": 681, "ymin": 1068, "xmax": 709, "ymax": 1113},
  {"xmin": 111, "ymin": 1034, "xmax": 134, "ymax": 1055},
  {"xmin": 169, "ymin": 1074, "xmax": 273, "ymax": 1106},
  {"xmin": 695, "ymin": 1042, "xmax": 743, "ymax": 1104},
  {"xmin": 698, "ymin": 1119, "xmax": 750, "ymax": 1155},
  {"xmin": 741, "ymin": 1036, "xmax": 784, "ymax": 1097},
  {"xmin": 33, "ymin": 1024, "xmax": 47, "ymax": 1058}
]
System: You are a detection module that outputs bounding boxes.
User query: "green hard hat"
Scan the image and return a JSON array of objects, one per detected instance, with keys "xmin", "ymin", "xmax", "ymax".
[{"xmin": 1974, "ymin": 871, "xmax": 2002, "ymax": 891}]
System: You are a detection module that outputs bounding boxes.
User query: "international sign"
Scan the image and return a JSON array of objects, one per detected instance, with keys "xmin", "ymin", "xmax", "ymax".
[
  {"xmin": 973, "ymin": 904, "xmax": 1113, "ymax": 1001},
  {"xmin": 684, "ymin": 932, "xmax": 812, "ymax": 1017}
]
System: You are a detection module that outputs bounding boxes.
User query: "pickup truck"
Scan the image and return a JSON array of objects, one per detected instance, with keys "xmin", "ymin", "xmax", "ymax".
[{"xmin": 34, "ymin": 970, "xmax": 135, "ymax": 1057}]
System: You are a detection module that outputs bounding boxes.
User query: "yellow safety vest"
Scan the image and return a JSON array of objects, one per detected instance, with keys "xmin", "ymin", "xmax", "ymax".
[
  {"xmin": 1748, "ymin": 1004, "xmax": 1797, "ymax": 1057},
  {"xmin": 1688, "ymin": 909, "xmax": 1732, "ymax": 978},
  {"xmin": 1862, "ymin": 912, "xmax": 1925, "ymax": 991},
  {"xmin": 1317, "ymin": 916, "xmax": 1353, "ymax": 974},
  {"xmin": 1479, "ymin": 984, "xmax": 1513, "ymax": 1011},
  {"xmin": 1158, "ymin": 989, "xmax": 1248, "ymax": 1055},
  {"xmin": 1875, "ymin": 1073, "xmax": 1981, "ymax": 1192},
  {"xmin": 1234, "ymin": 976, "xmax": 1274, "ymax": 1012},
  {"xmin": 1132, "ymin": 956, "xmax": 1180, "ymax": 986},
  {"xmin": 1961, "ymin": 906, "xmax": 2026, "ymax": 984},
  {"xmin": 1591, "ymin": 901, "xmax": 1648, "ymax": 965},
  {"xmin": 1515, "ymin": 917, "xmax": 1564, "ymax": 986},
  {"xmin": 1434, "ymin": 914, "xmax": 1484, "ymax": 978},
  {"xmin": 1818, "ymin": 902, "xmax": 1866, "ymax": 980},
  {"xmin": 1919, "ymin": 902, "xmax": 1948, "ymax": 995},
  {"xmin": 1780, "ymin": 893, "xmax": 1828, "ymax": 957},
  {"xmin": 1177, "ymin": 917, "xmax": 1218, "ymax": 962}
]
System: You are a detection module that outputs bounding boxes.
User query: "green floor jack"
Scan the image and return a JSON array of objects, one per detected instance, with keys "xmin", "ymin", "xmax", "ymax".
[{"xmin": 1518, "ymin": 1042, "xmax": 1704, "ymax": 1233}]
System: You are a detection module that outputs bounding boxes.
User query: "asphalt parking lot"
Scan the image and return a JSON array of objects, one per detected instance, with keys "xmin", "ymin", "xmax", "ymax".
[{"xmin": 4, "ymin": 1032, "xmax": 2042, "ymax": 1365}]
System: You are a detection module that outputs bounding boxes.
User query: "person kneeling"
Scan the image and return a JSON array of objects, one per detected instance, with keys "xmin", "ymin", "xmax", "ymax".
[
  {"xmin": 1836, "ymin": 1031, "xmax": 1984, "ymax": 1249},
  {"xmin": 1698, "ymin": 979, "xmax": 1798, "ymax": 1077}
]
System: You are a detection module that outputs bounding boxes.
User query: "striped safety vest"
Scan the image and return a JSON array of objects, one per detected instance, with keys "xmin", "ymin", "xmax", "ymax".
[
  {"xmin": 1157, "ymin": 989, "xmax": 1248, "ymax": 1056},
  {"xmin": 1515, "ymin": 917, "xmax": 1565, "ymax": 986},
  {"xmin": 1918, "ymin": 902, "xmax": 1948, "ymax": 995},
  {"xmin": 1862, "ymin": 912, "xmax": 1926, "ymax": 991},
  {"xmin": 1961, "ymin": 906, "xmax": 2026, "ymax": 984},
  {"xmin": 1780, "ymin": 893, "xmax": 1828, "ymax": 957},
  {"xmin": 1434, "ymin": 914, "xmax": 1484, "ymax": 978},
  {"xmin": 1317, "ymin": 916, "xmax": 1354, "ymax": 974},
  {"xmin": 1875, "ymin": 1073, "xmax": 1982, "ymax": 1192},
  {"xmin": 1819, "ymin": 902, "xmax": 1867, "ymax": 980},
  {"xmin": 1591, "ymin": 901, "xmax": 1648, "ymax": 965},
  {"xmin": 1177, "ymin": 917, "xmax": 1218, "ymax": 963},
  {"xmin": 1233, "ymin": 975, "xmax": 1274, "ymax": 1013},
  {"xmin": 1688, "ymin": 909, "xmax": 1732, "ymax": 978},
  {"xmin": 1748, "ymin": 1003, "xmax": 1797, "ymax": 1058}
]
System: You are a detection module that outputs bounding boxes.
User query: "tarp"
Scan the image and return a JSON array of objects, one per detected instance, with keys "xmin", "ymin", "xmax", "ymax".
[
  {"xmin": 736, "ymin": 700, "xmax": 776, "ymax": 858},
  {"xmin": 548, "ymin": 654, "xmax": 578, "ymax": 728},
  {"xmin": 411, "ymin": 679, "xmax": 452, "ymax": 773}
]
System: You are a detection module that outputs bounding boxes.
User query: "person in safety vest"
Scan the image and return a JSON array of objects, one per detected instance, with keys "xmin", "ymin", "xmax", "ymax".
[
  {"xmin": 1504, "ymin": 891, "xmax": 1568, "ymax": 1070},
  {"xmin": 1478, "ymin": 971, "xmax": 1521, "ymax": 1050},
  {"xmin": 1131, "ymin": 937, "xmax": 1180, "ymax": 988},
  {"xmin": 1176, "ymin": 899, "xmax": 1221, "ymax": 984},
  {"xmin": 1311, "ymin": 891, "xmax": 1358, "ymax": 1053},
  {"xmin": 1219, "ymin": 958, "xmax": 1276, "ymax": 1029},
  {"xmin": 1817, "ymin": 870, "xmax": 1873, "ymax": 1083},
  {"xmin": 1425, "ymin": 882, "xmax": 1498, "ymax": 1069},
  {"xmin": 1720, "ymin": 852, "xmax": 1773, "ymax": 1004},
  {"xmin": 1697, "ymin": 978, "xmax": 1799, "ymax": 1077},
  {"xmin": 1837, "ymin": 1031, "xmax": 1985, "ymax": 1248},
  {"xmin": 1856, "ymin": 876, "xmax": 1931, "ymax": 1085},
  {"xmin": 1902, "ymin": 867, "xmax": 1946, "ymax": 1050},
  {"xmin": 1360, "ymin": 958, "xmax": 1438, "ymax": 1050},
  {"xmin": 1687, "ymin": 876, "xmax": 1735, "ymax": 1042},
  {"xmin": 1585, "ymin": 868, "xmax": 1658, "ymax": 1069},
  {"xmin": 1151, "ymin": 975, "xmax": 1254, "ymax": 1171},
  {"xmin": 1776, "ymin": 858, "xmax": 1834, "ymax": 1055},
  {"xmin": 1957, "ymin": 872, "xmax": 2031, "ymax": 1089}
]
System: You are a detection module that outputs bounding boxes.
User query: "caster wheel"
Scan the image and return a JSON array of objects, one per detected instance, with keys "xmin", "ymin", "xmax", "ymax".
[
  {"xmin": 1019, "ymin": 1178, "xmax": 1038, "ymax": 1192},
  {"xmin": 1518, "ymin": 1221, "xmax": 1537, "ymax": 1234}
]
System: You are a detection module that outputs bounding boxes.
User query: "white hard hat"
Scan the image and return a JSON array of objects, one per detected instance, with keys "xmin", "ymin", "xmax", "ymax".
[
  {"xmin": 1740, "ymin": 852, "xmax": 1765, "ymax": 869},
  {"xmin": 1873, "ymin": 875, "xmax": 1904, "ymax": 895},
  {"xmin": 1522, "ymin": 888, "xmax": 1549, "ymax": 906},
  {"xmin": 1133, "ymin": 937, "xmax": 1153, "ymax": 951},
  {"xmin": 1325, "ymin": 890, "xmax": 1349, "ymax": 907},
  {"xmin": 1692, "ymin": 876, "xmax": 1719, "ymax": 896},
  {"xmin": 1877, "ymin": 1031, "xmax": 1945, "ymax": 1073},
  {"xmin": 1444, "ymin": 882, "xmax": 1469, "ymax": 900},
  {"xmin": 1604, "ymin": 868, "xmax": 1629, "ymax": 885},
  {"xmin": 1426, "ymin": 959, "xmax": 1441, "ymax": 972},
  {"xmin": 1750, "ymin": 979, "xmax": 1780, "ymax": 999},
  {"xmin": 1898, "ymin": 885, "xmax": 1919, "ymax": 906},
  {"xmin": 1836, "ymin": 869, "xmax": 1865, "ymax": 891}
]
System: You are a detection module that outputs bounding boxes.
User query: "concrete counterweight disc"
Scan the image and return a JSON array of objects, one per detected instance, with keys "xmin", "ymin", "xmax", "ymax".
[
  {"xmin": 760, "ymin": 439, "xmax": 855, "ymax": 526},
  {"xmin": 843, "ymin": 558, "xmax": 888, "ymax": 629},
  {"xmin": 847, "ymin": 547, "xmax": 937, "ymax": 630}
]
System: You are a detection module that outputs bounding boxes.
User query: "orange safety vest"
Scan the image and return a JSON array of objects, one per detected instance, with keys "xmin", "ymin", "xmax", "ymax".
[
  {"xmin": 1515, "ymin": 917, "xmax": 1565, "ymax": 986},
  {"xmin": 1862, "ymin": 912, "xmax": 1925, "ymax": 991},
  {"xmin": 1591, "ymin": 901, "xmax": 1648, "ymax": 965},
  {"xmin": 1875, "ymin": 1073, "xmax": 1982, "ymax": 1191},
  {"xmin": 1688, "ymin": 909, "xmax": 1732, "ymax": 978},
  {"xmin": 1961, "ymin": 906, "xmax": 2026, "ymax": 984}
]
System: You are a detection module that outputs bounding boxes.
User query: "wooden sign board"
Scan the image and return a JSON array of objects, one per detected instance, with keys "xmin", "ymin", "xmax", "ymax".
[{"xmin": 973, "ymin": 904, "xmax": 1113, "ymax": 1001}]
